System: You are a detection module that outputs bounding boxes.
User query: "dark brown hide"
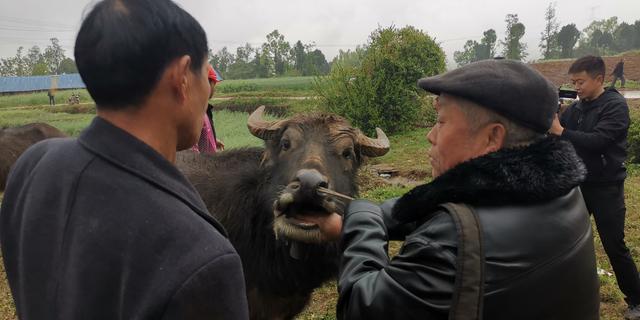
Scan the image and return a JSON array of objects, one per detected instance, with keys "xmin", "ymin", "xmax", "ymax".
[{"xmin": 0, "ymin": 123, "xmax": 67, "ymax": 191}]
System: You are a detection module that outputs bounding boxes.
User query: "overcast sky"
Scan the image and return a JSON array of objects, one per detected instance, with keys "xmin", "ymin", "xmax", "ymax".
[{"xmin": 1, "ymin": 0, "xmax": 638, "ymax": 68}]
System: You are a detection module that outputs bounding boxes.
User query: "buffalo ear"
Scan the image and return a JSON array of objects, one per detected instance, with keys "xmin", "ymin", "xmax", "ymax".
[{"xmin": 260, "ymin": 148, "xmax": 277, "ymax": 168}]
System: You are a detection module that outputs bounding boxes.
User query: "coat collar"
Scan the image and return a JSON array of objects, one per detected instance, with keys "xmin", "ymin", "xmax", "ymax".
[
  {"xmin": 78, "ymin": 116, "xmax": 228, "ymax": 236},
  {"xmin": 392, "ymin": 137, "xmax": 586, "ymax": 222},
  {"xmin": 576, "ymin": 87, "xmax": 620, "ymax": 111}
]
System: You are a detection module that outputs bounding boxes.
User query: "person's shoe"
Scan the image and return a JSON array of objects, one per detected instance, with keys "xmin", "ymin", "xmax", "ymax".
[{"xmin": 625, "ymin": 304, "xmax": 640, "ymax": 320}]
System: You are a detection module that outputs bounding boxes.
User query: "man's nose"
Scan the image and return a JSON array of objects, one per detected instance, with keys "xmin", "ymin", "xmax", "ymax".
[{"xmin": 427, "ymin": 127, "xmax": 436, "ymax": 145}]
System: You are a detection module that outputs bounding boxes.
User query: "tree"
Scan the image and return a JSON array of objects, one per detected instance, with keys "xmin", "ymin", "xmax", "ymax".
[
  {"xmin": 613, "ymin": 22, "xmax": 637, "ymax": 52},
  {"xmin": 263, "ymin": 30, "xmax": 291, "ymax": 76},
  {"xmin": 209, "ymin": 47, "xmax": 234, "ymax": 75},
  {"xmin": 635, "ymin": 20, "xmax": 640, "ymax": 49},
  {"xmin": 502, "ymin": 14, "xmax": 528, "ymax": 60},
  {"xmin": 58, "ymin": 58, "xmax": 78, "ymax": 74},
  {"xmin": 453, "ymin": 29, "xmax": 496, "ymax": 66},
  {"xmin": 302, "ymin": 49, "xmax": 329, "ymax": 76},
  {"xmin": 316, "ymin": 25, "xmax": 446, "ymax": 135},
  {"xmin": 235, "ymin": 43, "xmax": 254, "ymax": 63},
  {"xmin": 31, "ymin": 62, "xmax": 49, "ymax": 76},
  {"xmin": 225, "ymin": 43, "xmax": 256, "ymax": 79},
  {"xmin": 43, "ymin": 38, "xmax": 65, "ymax": 74},
  {"xmin": 479, "ymin": 29, "xmax": 497, "ymax": 59},
  {"xmin": 26, "ymin": 45, "xmax": 45, "ymax": 75},
  {"xmin": 330, "ymin": 46, "xmax": 367, "ymax": 70},
  {"xmin": 0, "ymin": 46, "xmax": 28, "ymax": 76},
  {"xmin": 454, "ymin": 40, "xmax": 480, "ymax": 66},
  {"xmin": 292, "ymin": 40, "xmax": 306, "ymax": 74},
  {"xmin": 557, "ymin": 24, "xmax": 580, "ymax": 58},
  {"xmin": 255, "ymin": 46, "xmax": 274, "ymax": 78},
  {"xmin": 208, "ymin": 49, "xmax": 217, "ymax": 67},
  {"xmin": 539, "ymin": 2, "xmax": 560, "ymax": 59},
  {"xmin": 576, "ymin": 17, "xmax": 619, "ymax": 56}
]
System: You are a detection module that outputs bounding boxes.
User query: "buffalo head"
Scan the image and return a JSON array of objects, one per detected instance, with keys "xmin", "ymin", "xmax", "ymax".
[{"xmin": 247, "ymin": 106, "xmax": 389, "ymax": 244}]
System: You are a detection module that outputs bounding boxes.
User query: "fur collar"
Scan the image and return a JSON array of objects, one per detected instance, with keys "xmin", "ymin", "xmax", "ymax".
[{"xmin": 392, "ymin": 137, "xmax": 586, "ymax": 222}]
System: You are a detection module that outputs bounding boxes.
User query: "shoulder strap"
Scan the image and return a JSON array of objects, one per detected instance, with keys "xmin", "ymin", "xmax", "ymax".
[{"xmin": 440, "ymin": 202, "xmax": 485, "ymax": 320}]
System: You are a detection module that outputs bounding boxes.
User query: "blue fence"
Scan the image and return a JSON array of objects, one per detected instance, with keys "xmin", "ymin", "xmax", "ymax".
[{"xmin": 0, "ymin": 74, "xmax": 85, "ymax": 94}]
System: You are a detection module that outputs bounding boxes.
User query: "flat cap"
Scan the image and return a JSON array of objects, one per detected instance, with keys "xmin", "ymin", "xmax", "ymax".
[{"xmin": 418, "ymin": 59, "xmax": 557, "ymax": 133}]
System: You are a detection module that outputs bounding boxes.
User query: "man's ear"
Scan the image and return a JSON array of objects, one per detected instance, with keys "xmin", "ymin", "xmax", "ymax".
[
  {"xmin": 167, "ymin": 55, "xmax": 192, "ymax": 103},
  {"xmin": 484, "ymin": 123, "xmax": 506, "ymax": 153},
  {"xmin": 595, "ymin": 74, "xmax": 605, "ymax": 85}
]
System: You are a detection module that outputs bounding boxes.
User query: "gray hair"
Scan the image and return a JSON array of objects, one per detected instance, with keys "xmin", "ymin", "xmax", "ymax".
[{"xmin": 448, "ymin": 95, "xmax": 543, "ymax": 148}]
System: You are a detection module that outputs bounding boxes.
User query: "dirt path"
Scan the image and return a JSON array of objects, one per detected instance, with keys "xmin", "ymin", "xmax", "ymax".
[{"xmin": 624, "ymin": 91, "xmax": 640, "ymax": 99}]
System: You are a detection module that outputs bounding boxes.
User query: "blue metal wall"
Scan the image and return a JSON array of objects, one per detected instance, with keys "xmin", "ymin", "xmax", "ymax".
[{"xmin": 0, "ymin": 74, "xmax": 85, "ymax": 93}]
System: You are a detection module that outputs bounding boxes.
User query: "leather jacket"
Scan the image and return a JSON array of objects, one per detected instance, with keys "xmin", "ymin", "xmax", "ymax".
[{"xmin": 337, "ymin": 138, "xmax": 600, "ymax": 320}]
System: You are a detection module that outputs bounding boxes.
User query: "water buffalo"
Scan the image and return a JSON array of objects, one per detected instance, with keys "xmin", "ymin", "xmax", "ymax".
[
  {"xmin": 1, "ymin": 123, "xmax": 67, "ymax": 191},
  {"xmin": 177, "ymin": 106, "xmax": 389, "ymax": 320}
]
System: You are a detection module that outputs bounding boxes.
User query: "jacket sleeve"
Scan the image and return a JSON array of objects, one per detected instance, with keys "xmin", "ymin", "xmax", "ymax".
[
  {"xmin": 561, "ymin": 99, "xmax": 630, "ymax": 153},
  {"xmin": 558, "ymin": 101, "xmax": 574, "ymax": 127},
  {"xmin": 162, "ymin": 253, "xmax": 249, "ymax": 320},
  {"xmin": 337, "ymin": 200, "xmax": 456, "ymax": 320},
  {"xmin": 380, "ymin": 198, "xmax": 418, "ymax": 240}
]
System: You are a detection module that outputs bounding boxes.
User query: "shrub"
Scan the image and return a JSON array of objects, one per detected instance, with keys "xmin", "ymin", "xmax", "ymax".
[{"xmin": 315, "ymin": 25, "xmax": 445, "ymax": 135}]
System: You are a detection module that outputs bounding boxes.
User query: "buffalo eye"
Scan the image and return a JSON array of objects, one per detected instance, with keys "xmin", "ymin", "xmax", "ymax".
[
  {"xmin": 342, "ymin": 148, "xmax": 354, "ymax": 160},
  {"xmin": 280, "ymin": 138, "xmax": 291, "ymax": 151}
]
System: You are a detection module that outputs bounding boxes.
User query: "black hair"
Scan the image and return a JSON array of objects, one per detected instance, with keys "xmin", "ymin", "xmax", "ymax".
[
  {"xmin": 568, "ymin": 55, "xmax": 605, "ymax": 79},
  {"xmin": 75, "ymin": 0, "xmax": 208, "ymax": 109}
]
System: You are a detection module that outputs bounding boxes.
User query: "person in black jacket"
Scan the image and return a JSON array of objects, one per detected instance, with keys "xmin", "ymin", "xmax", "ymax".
[
  {"xmin": 318, "ymin": 59, "xmax": 600, "ymax": 319},
  {"xmin": 611, "ymin": 58, "xmax": 626, "ymax": 89},
  {"xmin": 550, "ymin": 55, "xmax": 639, "ymax": 320},
  {"xmin": 0, "ymin": 0, "xmax": 249, "ymax": 319}
]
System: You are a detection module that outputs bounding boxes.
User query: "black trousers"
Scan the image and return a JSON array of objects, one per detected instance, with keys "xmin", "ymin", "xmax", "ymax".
[{"xmin": 582, "ymin": 182, "xmax": 640, "ymax": 305}]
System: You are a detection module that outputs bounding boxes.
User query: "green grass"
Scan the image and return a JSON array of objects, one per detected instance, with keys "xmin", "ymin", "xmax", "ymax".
[
  {"xmin": 214, "ymin": 109, "xmax": 278, "ymax": 149},
  {"xmin": 216, "ymin": 76, "xmax": 317, "ymax": 94},
  {"xmin": 0, "ymin": 89, "xmax": 92, "ymax": 109},
  {"xmin": 360, "ymin": 185, "xmax": 413, "ymax": 203},
  {"xmin": 606, "ymin": 79, "xmax": 640, "ymax": 90},
  {"xmin": 216, "ymin": 90, "xmax": 315, "ymax": 98},
  {"xmin": 370, "ymin": 127, "xmax": 431, "ymax": 178},
  {"xmin": 213, "ymin": 96, "xmax": 321, "ymax": 116},
  {"xmin": 0, "ymin": 106, "xmax": 95, "ymax": 136}
]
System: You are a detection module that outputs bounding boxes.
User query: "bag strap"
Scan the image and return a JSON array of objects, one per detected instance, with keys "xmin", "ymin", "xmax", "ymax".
[{"xmin": 440, "ymin": 203, "xmax": 485, "ymax": 320}]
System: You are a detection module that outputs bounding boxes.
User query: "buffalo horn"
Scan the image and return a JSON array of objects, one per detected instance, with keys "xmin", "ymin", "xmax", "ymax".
[
  {"xmin": 247, "ymin": 106, "xmax": 286, "ymax": 140},
  {"xmin": 358, "ymin": 128, "xmax": 390, "ymax": 157}
]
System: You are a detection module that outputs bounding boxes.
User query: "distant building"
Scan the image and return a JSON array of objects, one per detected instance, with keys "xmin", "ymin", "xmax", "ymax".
[{"xmin": 0, "ymin": 74, "xmax": 85, "ymax": 95}]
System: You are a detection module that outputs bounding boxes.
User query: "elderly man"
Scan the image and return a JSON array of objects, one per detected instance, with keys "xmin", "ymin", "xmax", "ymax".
[
  {"xmin": 323, "ymin": 59, "xmax": 600, "ymax": 319},
  {"xmin": 0, "ymin": 0, "xmax": 248, "ymax": 319}
]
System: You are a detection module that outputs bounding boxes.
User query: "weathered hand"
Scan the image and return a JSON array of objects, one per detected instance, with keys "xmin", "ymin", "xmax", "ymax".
[{"xmin": 316, "ymin": 212, "xmax": 343, "ymax": 242}]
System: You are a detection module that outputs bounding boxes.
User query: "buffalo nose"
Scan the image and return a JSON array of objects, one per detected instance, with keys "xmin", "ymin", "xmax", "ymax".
[{"xmin": 293, "ymin": 169, "xmax": 328, "ymax": 199}]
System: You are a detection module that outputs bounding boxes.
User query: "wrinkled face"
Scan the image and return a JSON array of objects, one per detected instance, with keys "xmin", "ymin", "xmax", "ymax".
[
  {"xmin": 266, "ymin": 123, "xmax": 360, "ymax": 244},
  {"xmin": 427, "ymin": 95, "xmax": 490, "ymax": 178},
  {"xmin": 570, "ymin": 71, "xmax": 603, "ymax": 101}
]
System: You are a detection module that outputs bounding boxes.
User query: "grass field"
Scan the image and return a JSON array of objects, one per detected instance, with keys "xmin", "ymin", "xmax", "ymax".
[
  {"xmin": 215, "ymin": 76, "xmax": 316, "ymax": 95},
  {"xmin": 0, "ymin": 97, "xmax": 639, "ymax": 320}
]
